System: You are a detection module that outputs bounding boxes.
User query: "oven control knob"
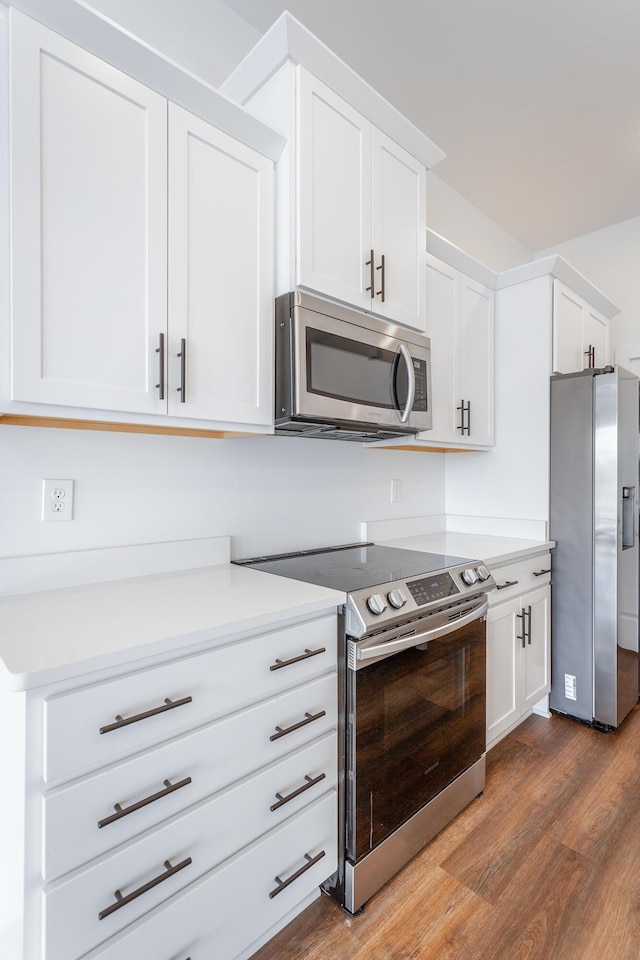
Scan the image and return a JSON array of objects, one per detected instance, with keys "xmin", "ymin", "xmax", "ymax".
[
  {"xmin": 461, "ymin": 568, "xmax": 478, "ymax": 586},
  {"xmin": 476, "ymin": 564, "xmax": 491, "ymax": 581},
  {"xmin": 366, "ymin": 593, "xmax": 387, "ymax": 615},
  {"xmin": 387, "ymin": 588, "xmax": 407, "ymax": 609}
]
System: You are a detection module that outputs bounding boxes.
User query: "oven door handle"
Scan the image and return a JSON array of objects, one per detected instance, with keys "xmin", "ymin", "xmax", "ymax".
[{"xmin": 352, "ymin": 599, "xmax": 488, "ymax": 665}]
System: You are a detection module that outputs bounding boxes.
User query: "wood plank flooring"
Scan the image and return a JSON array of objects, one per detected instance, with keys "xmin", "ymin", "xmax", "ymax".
[{"xmin": 251, "ymin": 705, "xmax": 640, "ymax": 960}]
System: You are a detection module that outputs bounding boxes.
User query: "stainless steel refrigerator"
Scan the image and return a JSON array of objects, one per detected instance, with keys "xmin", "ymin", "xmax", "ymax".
[{"xmin": 549, "ymin": 365, "xmax": 639, "ymax": 729}]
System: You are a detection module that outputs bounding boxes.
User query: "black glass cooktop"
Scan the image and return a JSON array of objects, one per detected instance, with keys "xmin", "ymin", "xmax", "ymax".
[{"xmin": 235, "ymin": 542, "xmax": 473, "ymax": 593}]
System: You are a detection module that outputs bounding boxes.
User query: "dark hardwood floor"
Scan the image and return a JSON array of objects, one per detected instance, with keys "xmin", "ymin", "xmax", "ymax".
[{"xmin": 251, "ymin": 705, "xmax": 640, "ymax": 960}]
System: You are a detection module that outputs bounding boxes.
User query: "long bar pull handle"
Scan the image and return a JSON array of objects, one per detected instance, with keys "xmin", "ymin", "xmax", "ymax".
[
  {"xmin": 155, "ymin": 333, "xmax": 165, "ymax": 400},
  {"xmin": 177, "ymin": 338, "xmax": 186, "ymax": 403},
  {"xmin": 526, "ymin": 605, "xmax": 532, "ymax": 644},
  {"xmin": 269, "ymin": 710, "xmax": 326, "ymax": 742},
  {"xmin": 398, "ymin": 344, "xmax": 416, "ymax": 423},
  {"xmin": 98, "ymin": 776, "xmax": 192, "ymax": 829},
  {"xmin": 98, "ymin": 857, "xmax": 192, "ymax": 920},
  {"xmin": 465, "ymin": 400, "xmax": 471, "ymax": 436},
  {"xmin": 622, "ymin": 486, "xmax": 635, "ymax": 549},
  {"xmin": 457, "ymin": 399, "xmax": 466, "ymax": 433},
  {"xmin": 270, "ymin": 772, "xmax": 327, "ymax": 812},
  {"xmin": 269, "ymin": 850, "xmax": 326, "ymax": 899},
  {"xmin": 100, "ymin": 696, "xmax": 193, "ymax": 735},
  {"xmin": 532, "ymin": 568, "xmax": 551, "ymax": 577},
  {"xmin": 270, "ymin": 647, "xmax": 326, "ymax": 672},
  {"xmin": 365, "ymin": 249, "xmax": 375, "ymax": 298},
  {"xmin": 516, "ymin": 611, "xmax": 526, "ymax": 648},
  {"xmin": 496, "ymin": 580, "xmax": 519, "ymax": 590},
  {"xmin": 376, "ymin": 254, "xmax": 385, "ymax": 302}
]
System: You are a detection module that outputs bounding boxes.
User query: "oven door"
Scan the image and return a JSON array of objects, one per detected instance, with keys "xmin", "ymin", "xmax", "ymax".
[
  {"xmin": 345, "ymin": 608, "xmax": 486, "ymax": 863},
  {"xmin": 292, "ymin": 305, "xmax": 431, "ymax": 431}
]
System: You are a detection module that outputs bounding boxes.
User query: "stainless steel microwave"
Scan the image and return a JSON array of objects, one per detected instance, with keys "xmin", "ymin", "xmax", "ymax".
[{"xmin": 274, "ymin": 291, "xmax": 432, "ymax": 442}]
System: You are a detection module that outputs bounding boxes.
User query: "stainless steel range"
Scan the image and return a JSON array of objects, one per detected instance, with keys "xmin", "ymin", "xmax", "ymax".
[{"xmin": 236, "ymin": 542, "xmax": 495, "ymax": 913}]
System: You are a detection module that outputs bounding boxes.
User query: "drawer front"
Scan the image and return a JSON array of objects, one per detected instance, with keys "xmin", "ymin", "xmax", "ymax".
[
  {"xmin": 81, "ymin": 792, "xmax": 337, "ymax": 960},
  {"xmin": 489, "ymin": 553, "xmax": 551, "ymax": 605},
  {"xmin": 44, "ymin": 614, "xmax": 337, "ymax": 783},
  {"xmin": 43, "ymin": 734, "xmax": 337, "ymax": 960},
  {"xmin": 43, "ymin": 673, "xmax": 338, "ymax": 881}
]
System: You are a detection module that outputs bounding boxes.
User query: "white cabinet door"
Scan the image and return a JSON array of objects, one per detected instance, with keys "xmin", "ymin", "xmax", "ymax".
[
  {"xmin": 425, "ymin": 254, "xmax": 460, "ymax": 442},
  {"xmin": 168, "ymin": 104, "xmax": 273, "ymax": 425},
  {"xmin": 583, "ymin": 305, "xmax": 609, "ymax": 370},
  {"xmin": 521, "ymin": 585, "xmax": 551, "ymax": 712},
  {"xmin": 10, "ymin": 11, "xmax": 167, "ymax": 414},
  {"xmin": 372, "ymin": 128, "xmax": 426, "ymax": 331},
  {"xmin": 486, "ymin": 597, "xmax": 520, "ymax": 745},
  {"xmin": 553, "ymin": 281, "xmax": 584, "ymax": 374},
  {"xmin": 297, "ymin": 69, "xmax": 371, "ymax": 309},
  {"xmin": 459, "ymin": 275, "xmax": 494, "ymax": 446}
]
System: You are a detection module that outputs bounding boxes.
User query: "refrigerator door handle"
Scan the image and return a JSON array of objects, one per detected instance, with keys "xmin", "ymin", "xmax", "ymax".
[{"xmin": 622, "ymin": 486, "xmax": 636, "ymax": 550}]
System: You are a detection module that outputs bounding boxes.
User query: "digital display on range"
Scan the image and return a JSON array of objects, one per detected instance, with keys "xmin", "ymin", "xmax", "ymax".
[{"xmin": 407, "ymin": 572, "xmax": 460, "ymax": 606}]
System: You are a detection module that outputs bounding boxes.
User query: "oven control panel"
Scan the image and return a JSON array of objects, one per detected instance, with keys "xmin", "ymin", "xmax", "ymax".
[{"xmin": 407, "ymin": 571, "xmax": 459, "ymax": 606}]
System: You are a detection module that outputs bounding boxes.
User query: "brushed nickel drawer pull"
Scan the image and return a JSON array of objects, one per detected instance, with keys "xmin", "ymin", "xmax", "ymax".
[
  {"xmin": 270, "ymin": 647, "xmax": 326, "ymax": 671},
  {"xmin": 365, "ymin": 249, "xmax": 375, "ymax": 298},
  {"xmin": 270, "ymin": 710, "xmax": 326, "ymax": 742},
  {"xmin": 269, "ymin": 850, "xmax": 325, "ymax": 899},
  {"xmin": 533, "ymin": 568, "xmax": 551, "ymax": 577},
  {"xmin": 155, "ymin": 332, "xmax": 165, "ymax": 400},
  {"xmin": 177, "ymin": 338, "xmax": 187, "ymax": 403},
  {"xmin": 496, "ymin": 580, "xmax": 519, "ymax": 590},
  {"xmin": 99, "ymin": 696, "xmax": 193, "ymax": 735},
  {"xmin": 376, "ymin": 253, "xmax": 385, "ymax": 301},
  {"xmin": 270, "ymin": 772, "xmax": 327, "ymax": 812},
  {"xmin": 98, "ymin": 776, "xmax": 192, "ymax": 828},
  {"xmin": 98, "ymin": 857, "xmax": 192, "ymax": 920}
]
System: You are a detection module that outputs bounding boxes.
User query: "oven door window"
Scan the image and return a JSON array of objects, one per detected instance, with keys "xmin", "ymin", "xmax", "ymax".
[
  {"xmin": 346, "ymin": 618, "xmax": 486, "ymax": 862},
  {"xmin": 306, "ymin": 327, "xmax": 408, "ymax": 410}
]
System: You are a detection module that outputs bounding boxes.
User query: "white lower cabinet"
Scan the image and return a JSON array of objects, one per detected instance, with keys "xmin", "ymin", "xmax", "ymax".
[
  {"xmin": 486, "ymin": 555, "xmax": 551, "ymax": 748},
  {"xmin": 25, "ymin": 612, "xmax": 339, "ymax": 959}
]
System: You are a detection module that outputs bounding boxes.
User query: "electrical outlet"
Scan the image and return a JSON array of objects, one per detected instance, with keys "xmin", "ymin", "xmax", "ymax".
[
  {"xmin": 42, "ymin": 479, "xmax": 74, "ymax": 522},
  {"xmin": 391, "ymin": 479, "xmax": 403, "ymax": 503}
]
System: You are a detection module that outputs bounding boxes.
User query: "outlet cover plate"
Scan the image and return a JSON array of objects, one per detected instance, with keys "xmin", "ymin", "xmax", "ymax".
[{"xmin": 42, "ymin": 479, "xmax": 74, "ymax": 522}]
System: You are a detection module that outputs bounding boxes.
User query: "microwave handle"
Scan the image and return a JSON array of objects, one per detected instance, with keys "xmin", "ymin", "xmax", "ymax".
[{"xmin": 398, "ymin": 344, "xmax": 416, "ymax": 423}]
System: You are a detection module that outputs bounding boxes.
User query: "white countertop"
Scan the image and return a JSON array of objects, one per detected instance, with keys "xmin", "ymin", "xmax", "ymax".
[
  {"xmin": 0, "ymin": 564, "xmax": 345, "ymax": 692},
  {"xmin": 379, "ymin": 532, "xmax": 555, "ymax": 567}
]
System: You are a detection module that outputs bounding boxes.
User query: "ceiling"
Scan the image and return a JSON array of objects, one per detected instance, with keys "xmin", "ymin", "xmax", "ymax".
[{"xmin": 220, "ymin": 0, "xmax": 640, "ymax": 251}]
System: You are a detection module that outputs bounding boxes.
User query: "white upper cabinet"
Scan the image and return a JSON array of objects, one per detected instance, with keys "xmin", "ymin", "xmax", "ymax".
[
  {"xmin": 553, "ymin": 278, "xmax": 610, "ymax": 373},
  {"xmin": 10, "ymin": 12, "xmax": 168, "ymax": 415},
  {"xmin": 168, "ymin": 104, "xmax": 273, "ymax": 425},
  {"xmin": 422, "ymin": 252, "xmax": 494, "ymax": 448},
  {"xmin": 7, "ymin": 9, "xmax": 276, "ymax": 431},
  {"xmin": 297, "ymin": 71, "xmax": 426, "ymax": 331}
]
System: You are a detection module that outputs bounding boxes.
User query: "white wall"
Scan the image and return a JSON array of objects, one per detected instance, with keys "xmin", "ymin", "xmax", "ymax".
[
  {"xmin": 0, "ymin": 426, "xmax": 445, "ymax": 561},
  {"xmin": 536, "ymin": 215, "xmax": 640, "ymax": 360}
]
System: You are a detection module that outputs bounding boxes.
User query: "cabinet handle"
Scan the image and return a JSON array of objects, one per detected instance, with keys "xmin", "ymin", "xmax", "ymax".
[
  {"xmin": 584, "ymin": 345, "xmax": 595, "ymax": 368},
  {"xmin": 457, "ymin": 399, "xmax": 465, "ymax": 433},
  {"xmin": 465, "ymin": 400, "xmax": 471, "ymax": 435},
  {"xmin": 496, "ymin": 580, "xmax": 519, "ymax": 590},
  {"xmin": 98, "ymin": 776, "xmax": 192, "ymax": 829},
  {"xmin": 516, "ymin": 611, "xmax": 526, "ymax": 648},
  {"xmin": 98, "ymin": 857, "xmax": 192, "ymax": 920},
  {"xmin": 155, "ymin": 333, "xmax": 165, "ymax": 400},
  {"xmin": 270, "ymin": 772, "xmax": 327, "ymax": 812},
  {"xmin": 268, "ymin": 850, "xmax": 326, "ymax": 899},
  {"xmin": 376, "ymin": 253, "xmax": 386, "ymax": 302},
  {"xmin": 457, "ymin": 399, "xmax": 471, "ymax": 435},
  {"xmin": 270, "ymin": 647, "xmax": 326, "ymax": 672},
  {"xmin": 532, "ymin": 568, "xmax": 551, "ymax": 577},
  {"xmin": 525, "ymin": 605, "xmax": 532, "ymax": 644},
  {"xmin": 365, "ymin": 249, "xmax": 375, "ymax": 299},
  {"xmin": 177, "ymin": 338, "xmax": 186, "ymax": 403},
  {"xmin": 99, "ymin": 696, "xmax": 193, "ymax": 735},
  {"xmin": 269, "ymin": 709, "xmax": 326, "ymax": 742}
]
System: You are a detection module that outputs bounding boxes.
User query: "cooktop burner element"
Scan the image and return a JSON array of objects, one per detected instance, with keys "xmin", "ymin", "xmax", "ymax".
[{"xmin": 235, "ymin": 542, "xmax": 495, "ymax": 638}]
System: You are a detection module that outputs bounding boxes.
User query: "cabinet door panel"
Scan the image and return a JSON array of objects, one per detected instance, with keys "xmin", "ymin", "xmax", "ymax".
[
  {"xmin": 425, "ymin": 255, "xmax": 460, "ymax": 441},
  {"xmin": 522, "ymin": 585, "xmax": 551, "ymax": 711},
  {"xmin": 583, "ymin": 306, "xmax": 609, "ymax": 370},
  {"xmin": 168, "ymin": 104, "xmax": 273, "ymax": 424},
  {"xmin": 10, "ymin": 11, "xmax": 167, "ymax": 413},
  {"xmin": 553, "ymin": 280, "xmax": 585, "ymax": 374},
  {"xmin": 460, "ymin": 276, "xmax": 494, "ymax": 445},
  {"xmin": 297, "ymin": 69, "xmax": 371, "ymax": 308},
  {"xmin": 372, "ymin": 128, "xmax": 426, "ymax": 331},
  {"xmin": 486, "ymin": 599, "xmax": 520, "ymax": 745}
]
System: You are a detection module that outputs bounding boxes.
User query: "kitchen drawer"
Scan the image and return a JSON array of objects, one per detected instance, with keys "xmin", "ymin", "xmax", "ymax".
[
  {"xmin": 488, "ymin": 553, "xmax": 551, "ymax": 606},
  {"xmin": 43, "ymin": 673, "xmax": 338, "ymax": 880},
  {"xmin": 43, "ymin": 733, "xmax": 337, "ymax": 959},
  {"xmin": 43, "ymin": 614, "xmax": 337, "ymax": 783},
  {"xmin": 81, "ymin": 792, "xmax": 337, "ymax": 960}
]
